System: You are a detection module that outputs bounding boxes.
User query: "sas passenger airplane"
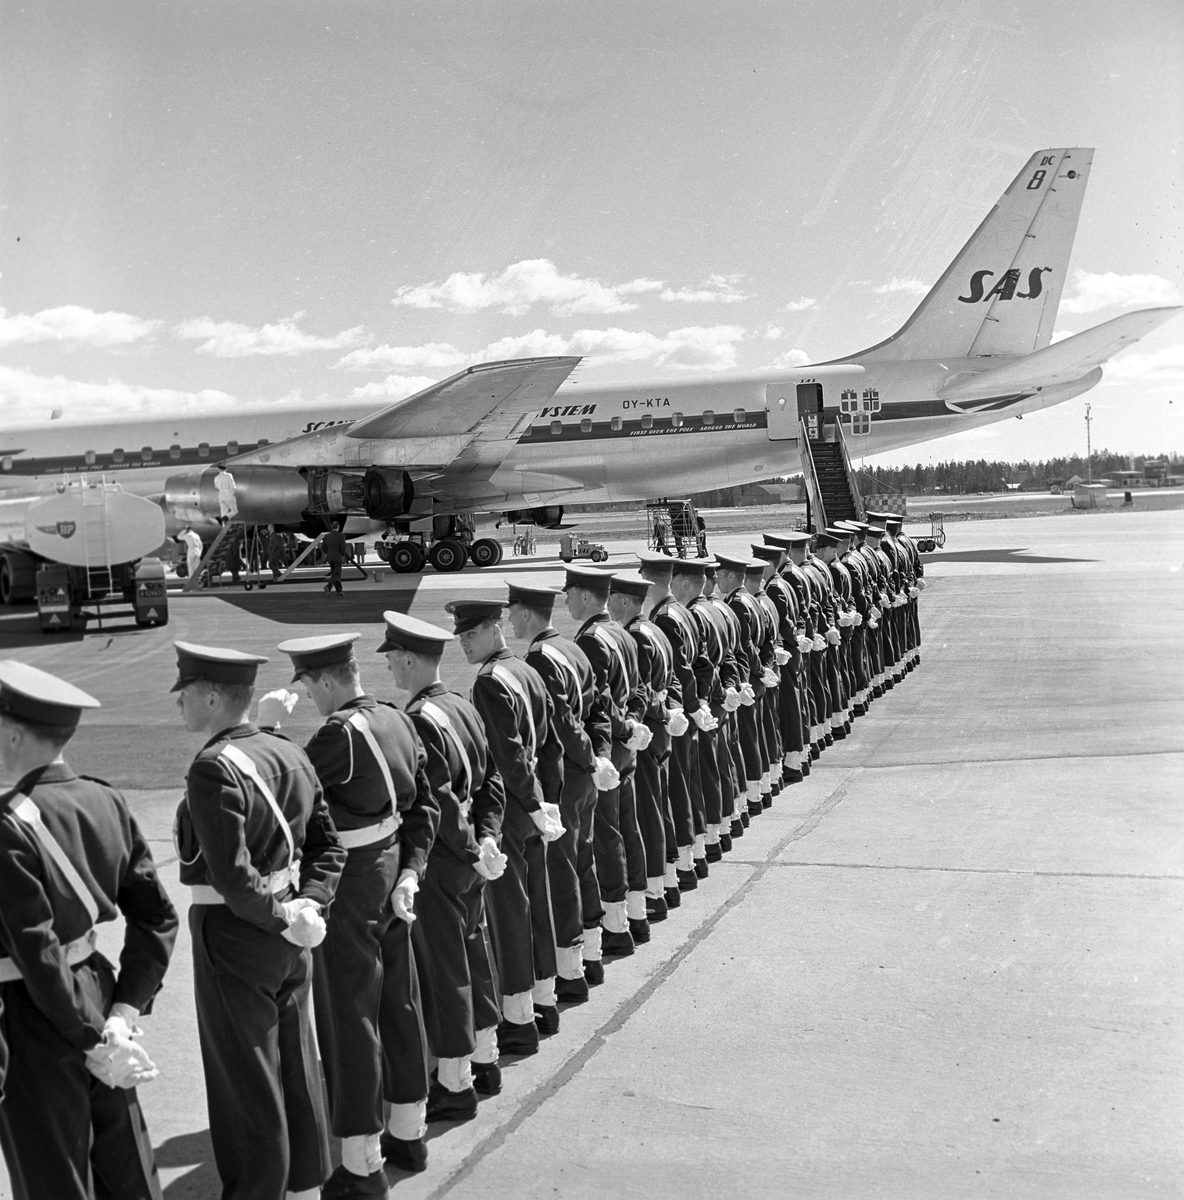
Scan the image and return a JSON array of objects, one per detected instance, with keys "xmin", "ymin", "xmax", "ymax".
[{"xmin": 2, "ymin": 146, "xmax": 1178, "ymax": 574}]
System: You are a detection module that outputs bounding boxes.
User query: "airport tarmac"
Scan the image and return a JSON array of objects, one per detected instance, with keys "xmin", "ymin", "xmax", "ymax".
[{"xmin": 1, "ymin": 508, "xmax": 1181, "ymax": 1199}]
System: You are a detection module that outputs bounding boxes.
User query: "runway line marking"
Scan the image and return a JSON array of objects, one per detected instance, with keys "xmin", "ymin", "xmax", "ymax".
[
  {"xmin": 422, "ymin": 775, "xmax": 858, "ymax": 1199},
  {"xmin": 768, "ymin": 861, "xmax": 1184, "ymax": 882}
]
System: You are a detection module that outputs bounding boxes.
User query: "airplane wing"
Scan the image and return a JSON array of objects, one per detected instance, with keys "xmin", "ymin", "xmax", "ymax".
[
  {"xmin": 939, "ymin": 306, "xmax": 1181, "ymax": 400},
  {"xmin": 346, "ymin": 356, "xmax": 581, "ymax": 439}
]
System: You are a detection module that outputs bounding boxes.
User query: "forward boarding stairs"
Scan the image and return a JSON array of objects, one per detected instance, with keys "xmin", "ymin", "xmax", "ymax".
[{"xmin": 798, "ymin": 415, "xmax": 865, "ymax": 531}]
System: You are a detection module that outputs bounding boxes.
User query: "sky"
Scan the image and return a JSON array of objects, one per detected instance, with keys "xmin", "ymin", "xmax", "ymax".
[{"xmin": 1, "ymin": 0, "xmax": 1181, "ymax": 469}]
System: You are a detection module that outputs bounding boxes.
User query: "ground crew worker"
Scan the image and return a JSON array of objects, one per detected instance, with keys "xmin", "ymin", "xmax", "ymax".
[
  {"xmin": 381, "ymin": 613, "xmax": 508, "ymax": 1120},
  {"xmin": 267, "ymin": 526, "xmax": 287, "ymax": 582},
  {"xmin": 172, "ymin": 641, "xmax": 345, "ymax": 1200},
  {"xmin": 322, "ymin": 521, "xmax": 348, "ymax": 597},
  {"xmin": 450, "ymin": 600, "xmax": 562, "ymax": 1055},
  {"xmin": 269, "ymin": 633, "xmax": 440, "ymax": 1187},
  {"xmin": 0, "ymin": 662, "xmax": 178, "ymax": 1200},
  {"xmin": 180, "ymin": 525, "xmax": 203, "ymax": 581},
  {"xmin": 565, "ymin": 565, "xmax": 650, "ymax": 964},
  {"xmin": 506, "ymin": 581, "xmax": 617, "ymax": 1003}
]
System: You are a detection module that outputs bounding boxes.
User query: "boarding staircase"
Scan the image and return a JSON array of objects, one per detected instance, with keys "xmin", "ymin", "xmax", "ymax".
[{"xmin": 798, "ymin": 416, "xmax": 865, "ymax": 531}]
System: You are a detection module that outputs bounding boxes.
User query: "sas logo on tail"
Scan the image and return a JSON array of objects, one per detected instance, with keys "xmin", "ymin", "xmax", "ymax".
[{"xmin": 958, "ymin": 267, "xmax": 1050, "ymax": 304}]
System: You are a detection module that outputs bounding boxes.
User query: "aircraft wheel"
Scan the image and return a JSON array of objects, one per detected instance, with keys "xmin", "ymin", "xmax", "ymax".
[
  {"xmin": 469, "ymin": 538, "xmax": 502, "ymax": 568},
  {"xmin": 244, "ymin": 582, "xmax": 254, "ymax": 591},
  {"xmin": 428, "ymin": 538, "xmax": 466, "ymax": 573},
  {"xmin": 391, "ymin": 542, "xmax": 425, "ymax": 574},
  {"xmin": 490, "ymin": 540, "xmax": 505, "ymax": 565}
]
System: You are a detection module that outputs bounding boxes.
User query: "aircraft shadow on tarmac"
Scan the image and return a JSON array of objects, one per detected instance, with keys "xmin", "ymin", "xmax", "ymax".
[{"xmin": 921, "ymin": 547, "xmax": 1095, "ymax": 564}]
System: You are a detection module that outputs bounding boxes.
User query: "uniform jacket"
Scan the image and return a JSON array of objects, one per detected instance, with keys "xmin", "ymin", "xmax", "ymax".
[
  {"xmin": 575, "ymin": 611, "xmax": 643, "ymax": 740},
  {"xmin": 526, "ymin": 628, "xmax": 600, "ymax": 772},
  {"xmin": 471, "ymin": 647, "xmax": 554, "ymax": 812},
  {"xmin": 304, "ymin": 694, "xmax": 439, "ymax": 878},
  {"xmin": 648, "ymin": 594, "xmax": 704, "ymax": 715},
  {"xmin": 177, "ymin": 724, "xmax": 344, "ymax": 932},
  {"xmin": 406, "ymin": 682, "xmax": 504, "ymax": 866},
  {"xmin": 0, "ymin": 764, "xmax": 179, "ymax": 1051}
]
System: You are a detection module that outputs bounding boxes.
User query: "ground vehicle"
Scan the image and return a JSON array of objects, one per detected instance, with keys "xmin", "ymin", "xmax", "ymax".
[
  {"xmin": 646, "ymin": 499, "xmax": 707, "ymax": 558},
  {"xmin": 559, "ymin": 533, "xmax": 608, "ymax": 563},
  {"xmin": 914, "ymin": 513, "xmax": 946, "ymax": 552}
]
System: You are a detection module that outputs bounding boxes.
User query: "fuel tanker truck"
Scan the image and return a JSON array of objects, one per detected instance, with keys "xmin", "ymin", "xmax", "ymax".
[{"xmin": 0, "ymin": 480, "xmax": 169, "ymax": 631}]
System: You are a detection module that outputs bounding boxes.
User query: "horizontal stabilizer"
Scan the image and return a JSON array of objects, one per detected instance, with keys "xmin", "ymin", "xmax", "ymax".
[
  {"xmin": 347, "ymin": 356, "xmax": 581, "ymax": 440},
  {"xmin": 939, "ymin": 306, "xmax": 1182, "ymax": 400}
]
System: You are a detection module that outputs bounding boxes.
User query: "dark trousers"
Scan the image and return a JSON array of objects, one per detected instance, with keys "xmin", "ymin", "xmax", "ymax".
[
  {"xmin": 736, "ymin": 702, "xmax": 762, "ymax": 784},
  {"xmin": 809, "ymin": 651, "xmax": 831, "ymax": 733},
  {"xmin": 591, "ymin": 740, "xmax": 635, "ymax": 905},
  {"xmin": 697, "ymin": 722, "xmax": 723, "ymax": 827},
  {"xmin": 486, "ymin": 801, "xmax": 557, "ymax": 995},
  {"xmin": 0, "ymin": 961, "xmax": 161, "ymax": 1200},
  {"xmin": 190, "ymin": 906, "xmax": 330, "ymax": 1199},
  {"xmin": 635, "ymin": 725, "xmax": 671, "ymax": 878},
  {"xmin": 547, "ymin": 763, "xmax": 598, "ymax": 946},
  {"xmin": 414, "ymin": 849, "xmax": 500, "ymax": 1056},
  {"xmin": 667, "ymin": 729, "xmax": 699, "ymax": 848},
  {"xmin": 313, "ymin": 842, "xmax": 400, "ymax": 1135},
  {"xmin": 779, "ymin": 665, "xmax": 805, "ymax": 754},
  {"xmin": 326, "ymin": 560, "xmax": 343, "ymax": 593},
  {"xmin": 617, "ymin": 767, "xmax": 648, "ymax": 893},
  {"xmin": 760, "ymin": 690, "xmax": 781, "ymax": 778},
  {"xmin": 377, "ymin": 916, "xmax": 430, "ymax": 1104}
]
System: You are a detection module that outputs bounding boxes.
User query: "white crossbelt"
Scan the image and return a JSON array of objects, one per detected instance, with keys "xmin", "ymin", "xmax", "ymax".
[
  {"xmin": 338, "ymin": 711, "xmax": 402, "ymax": 850},
  {"xmin": 491, "ymin": 663, "xmax": 538, "ymax": 769},
  {"xmin": 0, "ymin": 793, "xmax": 101, "ymax": 983},
  {"xmin": 336, "ymin": 813, "xmax": 400, "ymax": 850},
  {"xmin": 419, "ymin": 699, "xmax": 474, "ymax": 817},
  {"xmin": 188, "ymin": 744, "xmax": 299, "ymax": 907}
]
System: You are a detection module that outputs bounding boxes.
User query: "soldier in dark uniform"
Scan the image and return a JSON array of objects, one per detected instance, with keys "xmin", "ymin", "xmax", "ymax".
[
  {"xmin": 269, "ymin": 633, "xmax": 439, "ymax": 1186},
  {"xmin": 0, "ymin": 662, "xmax": 178, "ymax": 1200},
  {"xmin": 701, "ymin": 563, "xmax": 748, "ymax": 841},
  {"xmin": 381, "ymin": 613, "xmax": 507, "ymax": 1119},
  {"xmin": 564, "ymin": 565, "xmax": 649, "ymax": 965},
  {"xmin": 608, "ymin": 572, "xmax": 682, "ymax": 920},
  {"xmin": 451, "ymin": 600, "xmax": 562, "ymax": 1056},
  {"xmin": 172, "ymin": 641, "xmax": 345, "ymax": 1200},
  {"xmin": 745, "ymin": 555, "xmax": 783, "ymax": 804},
  {"xmin": 506, "ymin": 582, "xmax": 617, "ymax": 1003},
  {"xmin": 754, "ymin": 542, "xmax": 808, "ymax": 785}
]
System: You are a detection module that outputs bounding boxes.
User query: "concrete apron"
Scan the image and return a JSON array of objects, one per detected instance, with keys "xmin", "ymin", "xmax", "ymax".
[{"xmin": 1, "ymin": 510, "xmax": 1180, "ymax": 1199}]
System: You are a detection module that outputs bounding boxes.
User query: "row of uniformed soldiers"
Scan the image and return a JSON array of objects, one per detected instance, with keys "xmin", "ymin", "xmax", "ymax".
[{"xmin": 0, "ymin": 512, "xmax": 923, "ymax": 1200}]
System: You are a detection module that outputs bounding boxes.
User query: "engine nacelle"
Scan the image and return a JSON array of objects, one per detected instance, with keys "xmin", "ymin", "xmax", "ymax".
[
  {"xmin": 502, "ymin": 505, "xmax": 565, "ymax": 529},
  {"xmin": 362, "ymin": 468, "xmax": 415, "ymax": 520},
  {"xmin": 163, "ymin": 466, "xmax": 314, "ymax": 525}
]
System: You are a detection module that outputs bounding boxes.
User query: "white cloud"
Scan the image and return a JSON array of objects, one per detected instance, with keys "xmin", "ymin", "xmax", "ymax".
[
  {"xmin": 348, "ymin": 375, "xmax": 439, "ymax": 403},
  {"xmin": 1099, "ymin": 344, "xmax": 1184, "ymax": 388},
  {"xmin": 335, "ymin": 342, "xmax": 468, "ymax": 372},
  {"xmin": 764, "ymin": 325, "xmax": 785, "ymax": 340},
  {"xmin": 782, "ymin": 297, "xmax": 817, "ymax": 312},
  {"xmin": 0, "ymin": 305, "xmax": 161, "ymax": 348},
  {"xmin": 771, "ymin": 348, "xmax": 812, "ymax": 369},
  {"xmin": 0, "ymin": 364, "xmax": 238, "ymax": 423},
  {"xmin": 176, "ymin": 312, "xmax": 367, "ymax": 357},
  {"xmin": 391, "ymin": 259, "xmax": 664, "ymax": 316},
  {"xmin": 660, "ymin": 274, "xmax": 749, "ymax": 304},
  {"xmin": 873, "ymin": 278, "xmax": 931, "ymax": 297},
  {"xmin": 1059, "ymin": 270, "xmax": 1181, "ymax": 315},
  {"xmin": 478, "ymin": 325, "xmax": 750, "ymax": 371}
]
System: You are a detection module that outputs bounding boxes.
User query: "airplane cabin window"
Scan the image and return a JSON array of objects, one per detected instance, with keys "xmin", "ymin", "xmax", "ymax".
[
  {"xmin": 1, "ymin": 458, "xmax": 10, "ymax": 472},
  {"xmin": 169, "ymin": 444, "xmax": 181, "ymax": 459},
  {"xmin": 610, "ymin": 416, "xmax": 622, "ymax": 431},
  {"xmin": 732, "ymin": 408, "xmax": 746, "ymax": 423},
  {"xmin": 550, "ymin": 420, "xmax": 563, "ymax": 436},
  {"xmin": 702, "ymin": 410, "xmax": 715, "ymax": 424},
  {"xmin": 113, "ymin": 448, "xmax": 124, "ymax": 463},
  {"xmin": 257, "ymin": 438, "xmax": 269, "ymax": 446},
  {"xmin": 227, "ymin": 441, "xmax": 238, "ymax": 456},
  {"xmin": 140, "ymin": 447, "xmax": 152, "ymax": 462},
  {"xmin": 580, "ymin": 418, "xmax": 592, "ymax": 433},
  {"xmin": 84, "ymin": 450, "xmax": 96, "ymax": 465},
  {"xmin": 671, "ymin": 412, "xmax": 684, "ymax": 428},
  {"xmin": 641, "ymin": 414, "xmax": 653, "ymax": 429},
  {"xmin": 198, "ymin": 443, "xmax": 210, "ymax": 457}
]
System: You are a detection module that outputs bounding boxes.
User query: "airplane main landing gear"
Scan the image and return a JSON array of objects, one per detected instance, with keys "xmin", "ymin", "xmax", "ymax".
[
  {"xmin": 468, "ymin": 537, "xmax": 504, "ymax": 567},
  {"xmin": 389, "ymin": 541, "xmax": 425, "ymax": 574},
  {"xmin": 427, "ymin": 538, "xmax": 467, "ymax": 573}
]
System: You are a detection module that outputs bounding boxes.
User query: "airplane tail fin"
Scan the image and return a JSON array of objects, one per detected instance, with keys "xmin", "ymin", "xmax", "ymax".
[{"xmin": 853, "ymin": 148, "xmax": 1094, "ymax": 362}]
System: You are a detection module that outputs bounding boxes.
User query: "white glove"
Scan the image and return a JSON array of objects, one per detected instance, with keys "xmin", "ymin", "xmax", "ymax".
[
  {"xmin": 530, "ymin": 802, "xmax": 565, "ymax": 843},
  {"xmin": 625, "ymin": 720, "xmax": 652, "ymax": 751},
  {"xmin": 908, "ymin": 586, "xmax": 919, "ymax": 599},
  {"xmin": 761, "ymin": 667, "xmax": 779, "ymax": 688},
  {"xmin": 812, "ymin": 635, "xmax": 827, "ymax": 652},
  {"xmin": 868, "ymin": 618, "xmax": 879, "ymax": 629},
  {"xmin": 281, "ymin": 897, "xmax": 327, "ymax": 947},
  {"xmin": 879, "ymin": 592, "xmax": 891, "ymax": 608},
  {"xmin": 796, "ymin": 634, "xmax": 813, "ymax": 654},
  {"xmin": 871, "ymin": 606, "xmax": 882, "ymax": 621},
  {"xmin": 826, "ymin": 627, "xmax": 841, "ymax": 646},
  {"xmin": 917, "ymin": 579, "xmax": 927, "ymax": 591},
  {"xmin": 391, "ymin": 871, "xmax": 419, "ymax": 924},
  {"xmin": 722, "ymin": 687, "xmax": 742, "ymax": 712},
  {"xmin": 692, "ymin": 703, "xmax": 718, "ymax": 732},
  {"xmin": 85, "ymin": 1005, "xmax": 159, "ymax": 1090},
  {"xmin": 738, "ymin": 683, "xmax": 756, "ymax": 707},
  {"xmin": 836, "ymin": 611, "xmax": 850, "ymax": 628},
  {"xmin": 256, "ymin": 689, "xmax": 299, "ymax": 730},
  {"xmin": 592, "ymin": 755, "xmax": 620, "ymax": 791},
  {"xmin": 653, "ymin": 689, "xmax": 668, "ymax": 705},
  {"xmin": 894, "ymin": 592, "xmax": 907, "ymax": 608},
  {"xmin": 666, "ymin": 707, "xmax": 690, "ymax": 737},
  {"xmin": 774, "ymin": 646, "xmax": 791, "ymax": 666},
  {"xmin": 853, "ymin": 612, "xmax": 864, "ymax": 627},
  {"xmin": 474, "ymin": 835, "xmax": 508, "ymax": 880}
]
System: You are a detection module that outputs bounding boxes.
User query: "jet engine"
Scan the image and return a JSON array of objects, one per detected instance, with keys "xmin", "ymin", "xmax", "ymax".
[
  {"xmin": 361, "ymin": 468, "xmax": 415, "ymax": 520},
  {"xmin": 502, "ymin": 505, "xmax": 565, "ymax": 528}
]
